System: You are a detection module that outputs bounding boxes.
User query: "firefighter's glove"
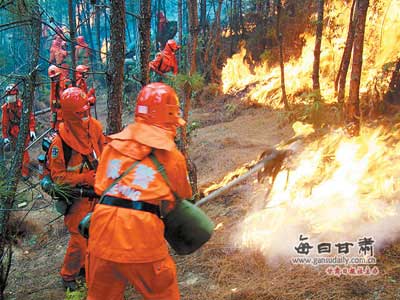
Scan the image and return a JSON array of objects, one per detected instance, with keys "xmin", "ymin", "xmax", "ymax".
[
  {"xmin": 81, "ymin": 170, "xmax": 96, "ymax": 187},
  {"xmin": 30, "ymin": 131, "xmax": 36, "ymax": 141},
  {"xmin": 3, "ymin": 138, "xmax": 10, "ymax": 144}
]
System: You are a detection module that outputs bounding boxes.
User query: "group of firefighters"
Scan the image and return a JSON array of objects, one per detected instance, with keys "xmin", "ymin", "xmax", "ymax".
[{"xmin": 2, "ymin": 20, "xmax": 187, "ymax": 299}]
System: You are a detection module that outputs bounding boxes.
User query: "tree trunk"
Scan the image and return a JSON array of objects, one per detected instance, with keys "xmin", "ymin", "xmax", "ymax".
[
  {"xmin": 336, "ymin": 0, "xmax": 357, "ymax": 103},
  {"xmin": 139, "ymin": 0, "xmax": 151, "ymax": 86},
  {"xmin": 95, "ymin": 1, "xmax": 101, "ymax": 64},
  {"xmin": 312, "ymin": 0, "xmax": 324, "ymax": 98},
  {"xmin": 346, "ymin": 0, "xmax": 369, "ymax": 135},
  {"xmin": 106, "ymin": 0, "xmax": 126, "ymax": 135},
  {"xmin": 276, "ymin": 0, "xmax": 289, "ymax": 110},
  {"xmin": 200, "ymin": 0, "xmax": 207, "ymax": 33},
  {"xmin": 68, "ymin": 0, "xmax": 77, "ymax": 85},
  {"xmin": 181, "ymin": 0, "xmax": 199, "ymax": 198},
  {"xmin": 178, "ymin": 0, "xmax": 183, "ymax": 69},
  {"xmin": 210, "ymin": 0, "xmax": 223, "ymax": 84},
  {"xmin": 0, "ymin": 2, "xmax": 41, "ymax": 298},
  {"xmin": 384, "ymin": 58, "xmax": 400, "ymax": 104},
  {"xmin": 187, "ymin": 0, "xmax": 199, "ymax": 75}
]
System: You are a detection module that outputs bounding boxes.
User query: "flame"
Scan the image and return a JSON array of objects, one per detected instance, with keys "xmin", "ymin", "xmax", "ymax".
[
  {"xmin": 236, "ymin": 125, "xmax": 400, "ymax": 258},
  {"xmin": 221, "ymin": 0, "xmax": 400, "ymax": 108}
]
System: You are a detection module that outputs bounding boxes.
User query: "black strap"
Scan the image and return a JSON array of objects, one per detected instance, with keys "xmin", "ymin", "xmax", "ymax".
[
  {"xmin": 101, "ymin": 196, "xmax": 160, "ymax": 217},
  {"xmin": 61, "ymin": 139, "xmax": 72, "ymax": 169}
]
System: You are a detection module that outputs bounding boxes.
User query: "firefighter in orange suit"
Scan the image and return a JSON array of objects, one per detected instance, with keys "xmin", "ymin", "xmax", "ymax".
[
  {"xmin": 149, "ymin": 39, "xmax": 180, "ymax": 78},
  {"xmin": 75, "ymin": 36, "xmax": 90, "ymax": 65},
  {"xmin": 47, "ymin": 87, "xmax": 105, "ymax": 291},
  {"xmin": 76, "ymin": 65, "xmax": 96, "ymax": 107},
  {"xmin": 48, "ymin": 65, "xmax": 67, "ymax": 131},
  {"xmin": 86, "ymin": 82, "xmax": 192, "ymax": 300},
  {"xmin": 2, "ymin": 84, "xmax": 36, "ymax": 178}
]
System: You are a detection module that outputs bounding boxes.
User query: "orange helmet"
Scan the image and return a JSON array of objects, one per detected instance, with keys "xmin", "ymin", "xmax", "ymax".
[
  {"xmin": 76, "ymin": 65, "xmax": 89, "ymax": 79},
  {"xmin": 60, "ymin": 87, "xmax": 89, "ymax": 122},
  {"xmin": 166, "ymin": 39, "xmax": 180, "ymax": 51},
  {"xmin": 135, "ymin": 83, "xmax": 185, "ymax": 130},
  {"xmin": 48, "ymin": 65, "xmax": 62, "ymax": 78},
  {"xmin": 5, "ymin": 84, "xmax": 18, "ymax": 95}
]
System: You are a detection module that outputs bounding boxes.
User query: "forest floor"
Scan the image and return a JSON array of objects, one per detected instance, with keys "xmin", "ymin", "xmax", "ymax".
[{"xmin": 4, "ymin": 87, "xmax": 400, "ymax": 300}]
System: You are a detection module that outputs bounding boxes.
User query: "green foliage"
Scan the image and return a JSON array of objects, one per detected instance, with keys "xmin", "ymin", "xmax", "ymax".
[
  {"xmin": 187, "ymin": 120, "xmax": 201, "ymax": 138},
  {"xmin": 174, "ymin": 72, "xmax": 205, "ymax": 93},
  {"xmin": 65, "ymin": 285, "xmax": 87, "ymax": 300},
  {"xmin": 206, "ymin": 83, "xmax": 221, "ymax": 96},
  {"xmin": 224, "ymin": 103, "xmax": 238, "ymax": 115}
]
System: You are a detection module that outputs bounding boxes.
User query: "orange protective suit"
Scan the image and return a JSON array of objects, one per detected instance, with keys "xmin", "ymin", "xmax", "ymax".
[
  {"xmin": 149, "ymin": 40, "xmax": 179, "ymax": 76},
  {"xmin": 50, "ymin": 36, "xmax": 68, "ymax": 69},
  {"xmin": 48, "ymin": 87, "xmax": 105, "ymax": 283},
  {"xmin": 2, "ymin": 99, "xmax": 35, "ymax": 177},
  {"xmin": 87, "ymin": 83, "xmax": 191, "ymax": 300},
  {"xmin": 76, "ymin": 66, "xmax": 96, "ymax": 107},
  {"xmin": 75, "ymin": 36, "xmax": 90, "ymax": 65}
]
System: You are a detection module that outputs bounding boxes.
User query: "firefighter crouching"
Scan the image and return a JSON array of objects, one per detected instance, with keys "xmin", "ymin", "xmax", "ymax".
[
  {"xmin": 86, "ymin": 83, "xmax": 192, "ymax": 300},
  {"xmin": 2, "ymin": 84, "xmax": 36, "ymax": 178},
  {"xmin": 47, "ymin": 87, "xmax": 105, "ymax": 291},
  {"xmin": 149, "ymin": 39, "xmax": 180, "ymax": 81}
]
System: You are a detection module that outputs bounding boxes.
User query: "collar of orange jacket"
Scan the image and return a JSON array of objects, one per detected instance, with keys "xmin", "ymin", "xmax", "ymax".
[{"xmin": 109, "ymin": 122, "xmax": 176, "ymax": 153}]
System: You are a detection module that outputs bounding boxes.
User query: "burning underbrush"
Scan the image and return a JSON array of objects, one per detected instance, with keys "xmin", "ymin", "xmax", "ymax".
[{"xmin": 231, "ymin": 123, "xmax": 400, "ymax": 260}]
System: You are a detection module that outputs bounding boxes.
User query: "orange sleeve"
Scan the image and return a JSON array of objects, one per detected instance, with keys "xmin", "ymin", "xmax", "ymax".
[
  {"xmin": 48, "ymin": 136, "xmax": 92, "ymax": 187},
  {"xmin": 155, "ymin": 149, "xmax": 192, "ymax": 200},
  {"xmin": 2, "ymin": 105, "xmax": 9, "ymax": 138}
]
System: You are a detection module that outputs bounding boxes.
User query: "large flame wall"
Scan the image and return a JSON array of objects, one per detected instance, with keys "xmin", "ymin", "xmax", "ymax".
[{"xmin": 221, "ymin": 0, "xmax": 400, "ymax": 108}]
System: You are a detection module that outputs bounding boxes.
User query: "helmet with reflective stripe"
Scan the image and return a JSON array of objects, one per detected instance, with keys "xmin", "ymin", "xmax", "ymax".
[
  {"xmin": 60, "ymin": 87, "xmax": 89, "ymax": 122},
  {"xmin": 5, "ymin": 84, "xmax": 18, "ymax": 95},
  {"xmin": 135, "ymin": 83, "xmax": 185, "ymax": 130}
]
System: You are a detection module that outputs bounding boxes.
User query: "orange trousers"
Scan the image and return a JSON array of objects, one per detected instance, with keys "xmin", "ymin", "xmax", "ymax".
[
  {"xmin": 86, "ymin": 255, "xmax": 180, "ymax": 300},
  {"xmin": 61, "ymin": 198, "xmax": 93, "ymax": 281}
]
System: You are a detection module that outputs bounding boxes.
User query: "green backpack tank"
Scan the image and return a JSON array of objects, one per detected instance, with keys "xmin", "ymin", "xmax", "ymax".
[{"xmin": 150, "ymin": 155, "xmax": 214, "ymax": 255}]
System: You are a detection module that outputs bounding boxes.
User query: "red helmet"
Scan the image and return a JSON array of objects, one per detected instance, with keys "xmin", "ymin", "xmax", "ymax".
[
  {"xmin": 135, "ymin": 83, "xmax": 185, "ymax": 130},
  {"xmin": 5, "ymin": 84, "xmax": 18, "ymax": 95},
  {"xmin": 48, "ymin": 65, "xmax": 62, "ymax": 78},
  {"xmin": 60, "ymin": 87, "xmax": 89, "ymax": 122},
  {"xmin": 166, "ymin": 40, "xmax": 180, "ymax": 51},
  {"xmin": 77, "ymin": 36, "xmax": 85, "ymax": 44}
]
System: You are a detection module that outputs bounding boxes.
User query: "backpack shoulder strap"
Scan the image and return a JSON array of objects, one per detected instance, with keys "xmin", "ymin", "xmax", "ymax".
[
  {"xmin": 61, "ymin": 138, "xmax": 72, "ymax": 169},
  {"xmin": 99, "ymin": 159, "xmax": 142, "ymax": 204},
  {"xmin": 148, "ymin": 153, "xmax": 180, "ymax": 201}
]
